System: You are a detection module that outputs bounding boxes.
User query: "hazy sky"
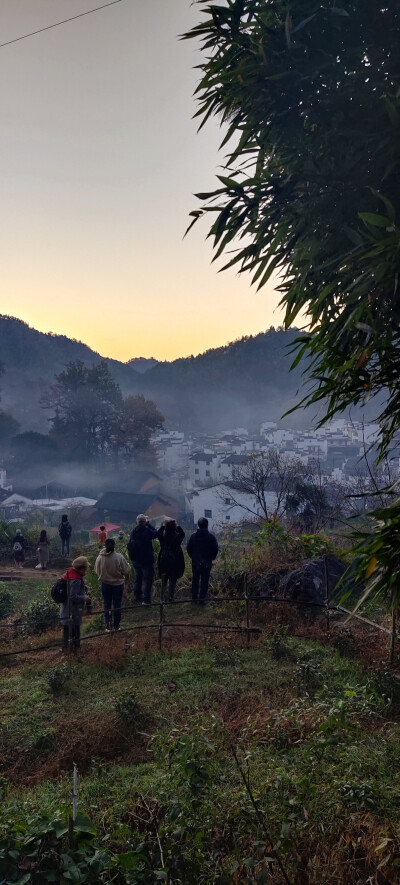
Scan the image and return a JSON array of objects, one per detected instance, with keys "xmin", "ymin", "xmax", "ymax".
[{"xmin": 0, "ymin": 0, "xmax": 282, "ymax": 361}]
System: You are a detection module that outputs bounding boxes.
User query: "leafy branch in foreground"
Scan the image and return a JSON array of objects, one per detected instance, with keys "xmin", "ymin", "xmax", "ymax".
[{"xmin": 184, "ymin": 0, "xmax": 400, "ymax": 617}]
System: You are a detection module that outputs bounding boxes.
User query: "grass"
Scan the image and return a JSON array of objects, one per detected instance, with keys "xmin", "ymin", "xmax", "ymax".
[{"xmin": 1, "ymin": 574, "xmax": 400, "ymax": 882}]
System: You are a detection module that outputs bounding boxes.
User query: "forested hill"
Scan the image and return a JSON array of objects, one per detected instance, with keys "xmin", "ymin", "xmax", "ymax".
[
  {"xmin": 141, "ymin": 328, "xmax": 307, "ymax": 430},
  {"xmin": 0, "ymin": 316, "xmax": 307, "ymax": 432},
  {"xmin": 0, "ymin": 315, "xmax": 139, "ymax": 387}
]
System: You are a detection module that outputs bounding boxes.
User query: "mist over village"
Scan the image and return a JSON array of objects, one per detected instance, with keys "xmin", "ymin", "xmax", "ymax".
[
  {"xmin": 0, "ymin": 314, "xmax": 386, "ymax": 534},
  {"xmin": 1, "ymin": 2, "xmax": 400, "ymax": 883}
]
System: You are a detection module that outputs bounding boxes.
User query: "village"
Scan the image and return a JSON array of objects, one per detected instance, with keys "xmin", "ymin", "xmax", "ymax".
[{"xmin": 0, "ymin": 416, "xmax": 390, "ymax": 534}]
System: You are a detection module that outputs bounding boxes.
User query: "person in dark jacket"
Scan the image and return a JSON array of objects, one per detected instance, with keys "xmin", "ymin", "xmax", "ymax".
[
  {"xmin": 157, "ymin": 518, "xmax": 185, "ymax": 602},
  {"xmin": 128, "ymin": 514, "xmax": 158, "ymax": 605},
  {"xmin": 58, "ymin": 514, "xmax": 72, "ymax": 556},
  {"xmin": 12, "ymin": 528, "xmax": 25, "ymax": 568},
  {"xmin": 59, "ymin": 556, "xmax": 90, "ymax": 653},
  {"xmin": 187, "ymin": 517, "xmax": 219, "ymax": 605}
]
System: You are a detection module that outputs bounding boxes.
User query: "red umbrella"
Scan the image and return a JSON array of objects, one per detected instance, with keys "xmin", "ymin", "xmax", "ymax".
[{"xmin": 89, "ymin": 522, "xmax": 122, "ymax": 534}]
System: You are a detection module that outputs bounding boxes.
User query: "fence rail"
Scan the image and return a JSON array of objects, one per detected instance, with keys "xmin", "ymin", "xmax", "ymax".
[{"xmin": 0, "ymin": 581, "xmax": 397, "ymax": 662}]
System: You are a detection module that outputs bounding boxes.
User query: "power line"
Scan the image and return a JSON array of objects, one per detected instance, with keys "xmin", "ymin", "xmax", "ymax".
[{"xmin": 0, "ymin": 0, "xmax": 125, "ymax": 50}]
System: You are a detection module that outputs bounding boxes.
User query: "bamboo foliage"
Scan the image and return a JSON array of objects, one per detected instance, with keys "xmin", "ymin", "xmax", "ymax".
[{"xmin": 184, "ymin": 0, "xmax": 400, "ymax": 612}]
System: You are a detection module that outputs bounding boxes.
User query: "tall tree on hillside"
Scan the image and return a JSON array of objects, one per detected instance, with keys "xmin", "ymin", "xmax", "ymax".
[
  {"xmin": 185, "ymin": 2, "xmax": 400, "ymax": 607},
  {"xmin": 42, "ymin": 360, "xmax": 123, "ymax": 461},
  {"xmin": 42, "ymin": 361, "xmax": 164, "ymax": 465}
]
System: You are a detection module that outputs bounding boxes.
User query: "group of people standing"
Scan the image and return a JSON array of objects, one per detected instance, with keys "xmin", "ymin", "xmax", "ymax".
[
  {"xmin": 127, "ymin": 513, "xmax": 218, "ymax": 606},
  {"xmin": 92, "ymin": 514, "xmax": 219, "ymax": 635},
  {"xmin": 11, "ymin": 515, "xmax": 72, "ymax": 569},
  {"xmin": 10, "ymin": 511, "xmax": 219, "ymax": 652}
]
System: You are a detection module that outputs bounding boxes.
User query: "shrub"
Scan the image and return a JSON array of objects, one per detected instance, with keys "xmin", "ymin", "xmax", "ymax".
[
  {"xmin": 47, "ymin": 662, "xmax": 72, "ymax": 693},
  {"xmin": 24, "ymin": 598, "xmax": 59, "ymax": 635},
  {"xmin": 115, "ymin": 690, "xmax": 140, "ymax": 723},
  {"xmin": 0, "ymin": 586, "xmax": 14, "ymax": 619}
]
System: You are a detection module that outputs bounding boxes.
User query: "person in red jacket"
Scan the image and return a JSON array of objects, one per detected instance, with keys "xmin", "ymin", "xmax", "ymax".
[
  {"xmin": 59, "ymin": 556, "xmax": 90, "ymax": 653},
  {"xmin": 98, "ymin": 525, "xmax": 107, "ymax": 547}
]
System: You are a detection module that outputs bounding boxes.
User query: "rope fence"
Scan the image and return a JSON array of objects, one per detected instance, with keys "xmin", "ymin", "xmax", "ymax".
[{"xmin": 0, "ymin": 569, "xmax": 397, "ymax": 662}]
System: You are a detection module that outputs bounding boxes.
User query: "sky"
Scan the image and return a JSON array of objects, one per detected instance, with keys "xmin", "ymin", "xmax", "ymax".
[{"xmin": 0, "ymin": 0, "xmax": 283, "ymax": 362}]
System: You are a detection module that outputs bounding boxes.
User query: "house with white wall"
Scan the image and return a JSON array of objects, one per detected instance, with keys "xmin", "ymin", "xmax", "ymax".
[
  {"xmin": 189, "ymin": 452, "xmax": 221, "ymax": 486},
  {"xmin": 187, "ymin": 483, "xmax": 278, "ymax": 531}
]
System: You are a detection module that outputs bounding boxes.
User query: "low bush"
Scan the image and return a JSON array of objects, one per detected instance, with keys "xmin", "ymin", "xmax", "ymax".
[
  {"xmin": 0, "ymin": 586, "xmax": 14, "ymax": 619},
  {"xmin": 115, "ymin": 691, "xmax": 141, "ymax": 724},
  {"xmin": 24, "ymin": 597, "xmax": 59, "ymax": 635}
]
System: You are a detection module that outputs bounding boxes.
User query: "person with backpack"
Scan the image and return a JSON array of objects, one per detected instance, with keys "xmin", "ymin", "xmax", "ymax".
[
  {"xmin": 187, "ymin": 517, "xmax": 219, "ymax": 605},
  {"xmin": 157, "ymin": 519, "xmax": 185, "ymax": 602},
  {"xmin": 58, "ymin": 514, "xmax": 72, "ymax": 556},
  {"xmin": 58, "ymin": 556, "xmax": 90, "ymax": 653},
  {"xmin": 37, "ymin": 529, "xmax": 50, "ymax": 570},
  {"xmin": 127, "ymin": 514, "xmax": 158, "ymax": 605},
  {"xmin": 94, "ymin": 538, "xmax": 131, "ymax": 631},
  {"xmin": 12, "ymin": 529, "xmax": 25, "ymax": 568}
]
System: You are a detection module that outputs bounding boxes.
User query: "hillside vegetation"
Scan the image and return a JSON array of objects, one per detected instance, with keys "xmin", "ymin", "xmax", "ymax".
[{"xmin": 0, "ymin": 316, "xmax": 306, "ymax": 432}]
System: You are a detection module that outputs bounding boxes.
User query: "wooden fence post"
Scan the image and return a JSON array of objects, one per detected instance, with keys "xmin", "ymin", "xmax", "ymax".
[
  {"xmin": 67, "ymin": 570, "xmax": 72, "ymax": 655},
  {"xmin": 389, "ymin": 606, "xmax": 396, "ymax": 666},
  {"xmin": 69, "ymin": 762, "xmax": 78, "ymax": 847},
  {"xmin": 159, "ymin": 578, "xmax": 165, "ymax": 651},
  {"xmin": 244, "ymin": 573, "xmax": 250, "ymax": 646},
  {"xmin": 324, "ymin": 556, "xmax": 330, "ymax": 632}
]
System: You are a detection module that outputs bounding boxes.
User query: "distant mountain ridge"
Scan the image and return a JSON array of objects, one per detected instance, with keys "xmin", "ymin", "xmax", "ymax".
[
  {"xmin": 127, "ymin": 357, "xmax": 159, "ymax": 373},
  {"xmin": 0, "ymin": 315, "xmax": 306, "ymax": 433}
]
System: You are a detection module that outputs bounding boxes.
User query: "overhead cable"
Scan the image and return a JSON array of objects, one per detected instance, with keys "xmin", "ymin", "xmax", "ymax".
[{"xmin": 0, "ymin": 0, "xmax": 125, "ymax": 50}]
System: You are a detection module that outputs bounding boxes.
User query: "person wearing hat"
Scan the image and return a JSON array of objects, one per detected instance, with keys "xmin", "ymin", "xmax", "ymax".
[
  {"xmin": 59, "ymin": 556, "xmax": 90, "ymax": 653},
  {"xmin": 12, "ymin": 528, "xmax": 25, "ymax": 568},
  {"xmin": 127, "ymin": 514, "xmax": 158, "ymax": 605}
]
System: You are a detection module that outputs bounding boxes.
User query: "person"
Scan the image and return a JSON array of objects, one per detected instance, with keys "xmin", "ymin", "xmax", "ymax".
[
  {"xmin": 12, "ymin": 528, "xmax": 25, "ymax": 568},
  {"xmin": 59, "ymin": 555, "xmax": 90, "ymax": 653},
  {"xmin": 157, "ymin": 518, "xmax": 185, "ymax": 602},
  {"xmin": 37, "ymin": 529, "xmax": 50, "ymax": 570},
  {"xmin": 58, "ymin": 514, "xmax": 72, "ymax": 556},
  {"xmin": 94, "ymin": 537, "xmax": 131, "ymax": 631},
  {"xmin": 187, "ymin": 517, "xmax": 219, "ymax": 605},
  {"xmin": 98, "ymin": 524, "xmax": 107, "ymax": 547},
  {"xmin": 128, "ymin": 514, "xmax": 158, "ymax": 605}
]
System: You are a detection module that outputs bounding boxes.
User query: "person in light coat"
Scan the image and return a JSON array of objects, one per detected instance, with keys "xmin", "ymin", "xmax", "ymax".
[
  {"xmin": 37, "ymin": 529, "xmax": 50, "ymax": 570},
  {"xmin": 94, "ymin": 538, "xmax": 131, "ymax": 631}
]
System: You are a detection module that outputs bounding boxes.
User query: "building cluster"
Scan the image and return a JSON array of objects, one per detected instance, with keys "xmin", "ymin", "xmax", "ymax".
[
  {"xmin": 0, "ymin": 419, "xmax": 396, "ymax": 534},
  {"xmin": 154, "ymin": 418, "xmax": 392, "ymax": 531}
]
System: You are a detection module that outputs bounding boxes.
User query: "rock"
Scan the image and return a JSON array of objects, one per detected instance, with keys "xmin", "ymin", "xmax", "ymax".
[
  {"xmin": 250, "ymin": 569, "xmax": 289, "ymax": 597},
  {"xmin": 279, "ymin": 556, "xmax": 346, "ymax": 607}
]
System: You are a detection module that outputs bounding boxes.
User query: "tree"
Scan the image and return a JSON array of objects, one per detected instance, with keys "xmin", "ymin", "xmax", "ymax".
[
  {"xmin": 11, "ymin": 432, "xmax": 59, "ymax": 468},
  {"xmin": 0, "ymin": 412, "xmax": 19, "ymax": 447},
  {"xmin": 286, "ymin": 462, "xmax": 342, "ymax": 532},
  {"xmin": 231, "ymin": 450, "xmax": 305, "ymax": 519},
  {"xmin": 112, "ymin": 394, "xmax": 164, "ymax": 463},
  {"xmin": 42, "ymin": 360, "xmax": 123, "ymax": 462},
  {"xmin": 185, "ymin": 1, "xmax": 400, "ymax": 609},
  {"xmin": 42, "ymin": 361, "xmax": 164, "ymax": 465}
]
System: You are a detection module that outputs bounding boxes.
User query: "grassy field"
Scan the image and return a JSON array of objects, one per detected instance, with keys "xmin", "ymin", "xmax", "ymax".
[{"xmin": 1, "ymin": 569, "xmax": 400, "ymax": 883}]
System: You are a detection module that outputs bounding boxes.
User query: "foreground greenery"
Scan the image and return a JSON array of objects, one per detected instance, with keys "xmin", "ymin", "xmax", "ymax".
[{"xmin": 1, "ymin": 574, "xmax": 400, "ymax": 882}]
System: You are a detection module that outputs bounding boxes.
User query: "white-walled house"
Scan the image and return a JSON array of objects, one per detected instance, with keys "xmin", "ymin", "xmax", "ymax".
[
  {"xmin": 189, "ymin": 453, "xmax": 220, "ymax": 486},
  {"xmin": 187, "ymin": 483, "xmax": 278, "ymax": 531}
]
